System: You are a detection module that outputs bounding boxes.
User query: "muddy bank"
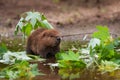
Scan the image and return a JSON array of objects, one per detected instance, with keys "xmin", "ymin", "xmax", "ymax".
[
  {"xmin": 0, "ymin": 0, "xmax": 120, "ymax": 41},
  {"xmin": 0, "ymin": 11, "xmax": 120, "ymax": 41},
  {"xmin": 56, "ymin": 11, "xmax": 120, "ymax": 41}
]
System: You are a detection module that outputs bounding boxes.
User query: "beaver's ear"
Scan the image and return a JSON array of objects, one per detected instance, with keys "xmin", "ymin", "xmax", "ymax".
[
  {"xmin": 41, "ymin": 31, "xmax": 46, "ymax": 37},
  {"xmin": 41, "ymin": 31, "xmax": 49, "ymax": 37}
]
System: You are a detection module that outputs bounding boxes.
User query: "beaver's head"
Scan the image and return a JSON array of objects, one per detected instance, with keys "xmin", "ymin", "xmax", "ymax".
[{"xmin": 40, "ymin": 29, "xmax": 61, "ymax": 47}]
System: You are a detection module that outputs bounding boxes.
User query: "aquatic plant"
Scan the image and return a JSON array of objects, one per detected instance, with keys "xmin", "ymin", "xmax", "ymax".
[
  {"xmin": 55, "ymin": 26, "xmax": 120, "ymax": 79},
  {"xmin": 0, "ymin": 44, "xmax": 45, "ymax": 80},
  {"xmin": 0, "ymin": 61, "xmax": 44, "ymax": 80}
]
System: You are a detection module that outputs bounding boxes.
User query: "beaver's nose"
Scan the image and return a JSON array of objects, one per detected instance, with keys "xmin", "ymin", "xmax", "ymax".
[{"xmin": 57, "ymin": 37, "xmax": 61, "ymax": 41}]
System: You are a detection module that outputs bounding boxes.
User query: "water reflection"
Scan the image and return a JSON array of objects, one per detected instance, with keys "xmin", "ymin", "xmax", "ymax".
[
  {"xmin": 36, "ymin": 58, "xmax": 120, "ymax": 80},
  {"xmin": 58, "ymin": 68, "xmax": 83, "ymax": 80}
]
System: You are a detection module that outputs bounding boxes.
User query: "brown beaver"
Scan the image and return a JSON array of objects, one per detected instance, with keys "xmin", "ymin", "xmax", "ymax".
[{"xmin": 26, "ymin": 28, "xmax": 61, "ymax": 58}]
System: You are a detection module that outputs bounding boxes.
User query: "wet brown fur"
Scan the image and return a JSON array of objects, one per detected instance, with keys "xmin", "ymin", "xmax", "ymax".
[{"xmin": 26, "ymin": 28, "xmax": 61, "ymax": 58}]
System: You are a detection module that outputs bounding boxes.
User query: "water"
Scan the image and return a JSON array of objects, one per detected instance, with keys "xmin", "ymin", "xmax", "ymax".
[{"xmin": 0, "ymin": 37, "xmax": 120, "ymax": 80}]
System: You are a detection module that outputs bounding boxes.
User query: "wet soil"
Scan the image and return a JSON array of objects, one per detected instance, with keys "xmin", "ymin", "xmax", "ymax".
[{"xmin": 0, "ymin": 0, "xmax": 120, "ymax": 39}]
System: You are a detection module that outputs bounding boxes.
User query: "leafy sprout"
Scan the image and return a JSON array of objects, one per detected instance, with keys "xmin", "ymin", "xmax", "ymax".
[
  {"xmin": 1, "ymin": 11, "xmax": 55, "ymax": 80},
  {"xmin": 14, "ymin": 11, "xmax": 54, "ymax": 37}
]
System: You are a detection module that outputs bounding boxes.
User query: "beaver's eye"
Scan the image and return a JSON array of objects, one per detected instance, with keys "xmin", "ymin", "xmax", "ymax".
[{"xmin": 50, "ymin": 35, "xmax": 54, "ymax": 37}]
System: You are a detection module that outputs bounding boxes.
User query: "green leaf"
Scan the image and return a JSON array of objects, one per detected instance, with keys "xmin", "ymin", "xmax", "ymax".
[
  {"xmin": 24, "ymin": 23, "xmax": 33, "ymax": 36},
  {"xmin": 0, "ymin": 51, "xmax": 31, "ymax": 64},
  {"xmin": 40, "ymin": 20, "xmax": 54, "ymax": 29},
  {"xmin": 88, "ymin": 38, "xmax": 101, "ymax": 49},
  {"xmin": 99, "ymin": 60, "xmax": 120, "ymax": 73},
  {"xmin": 59, "ymin": 50, "xmax": 80, "ymax": 61},
  {"xmin": 14, "ymin": 17, "xmax": 24, "ymax": 35},
  {"xmin": 25, "ymin": 11, "xmax": 41, "ymax": 27},
  {"xmin": 92, "ymin": 25, "xmax": 110, "ymax": 42},
  {"xmin": 0, "ymin": 43, "xmax": 8, "ymax": 58},
  {"xmin": 21, "ymin": 23, "xmax": 33, "ymax": 37},
  {"xmin": 41, "ymin": 14, "xmax": 47, "ymax": 20},
  {"xmin": 59, "ymin": 60, "xmax": 86, "ymax": 68},
  {"xmin": 0, "ymin": 61, "xmax": 43, "ymax": 80},
  {"xmin": 0, "ymin": 43, "xmax": 7, "ymax": 54},
  {"xmin": 57, "ymin": 50, "xmax": 86, "ymax": 69},
  {"xmin": 112, "ymin": 59, "xmax": 120, "ymax": 64},
  {"xmin": 105, "ymin": 43, "xmax": 114, "ymax": 50}
]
